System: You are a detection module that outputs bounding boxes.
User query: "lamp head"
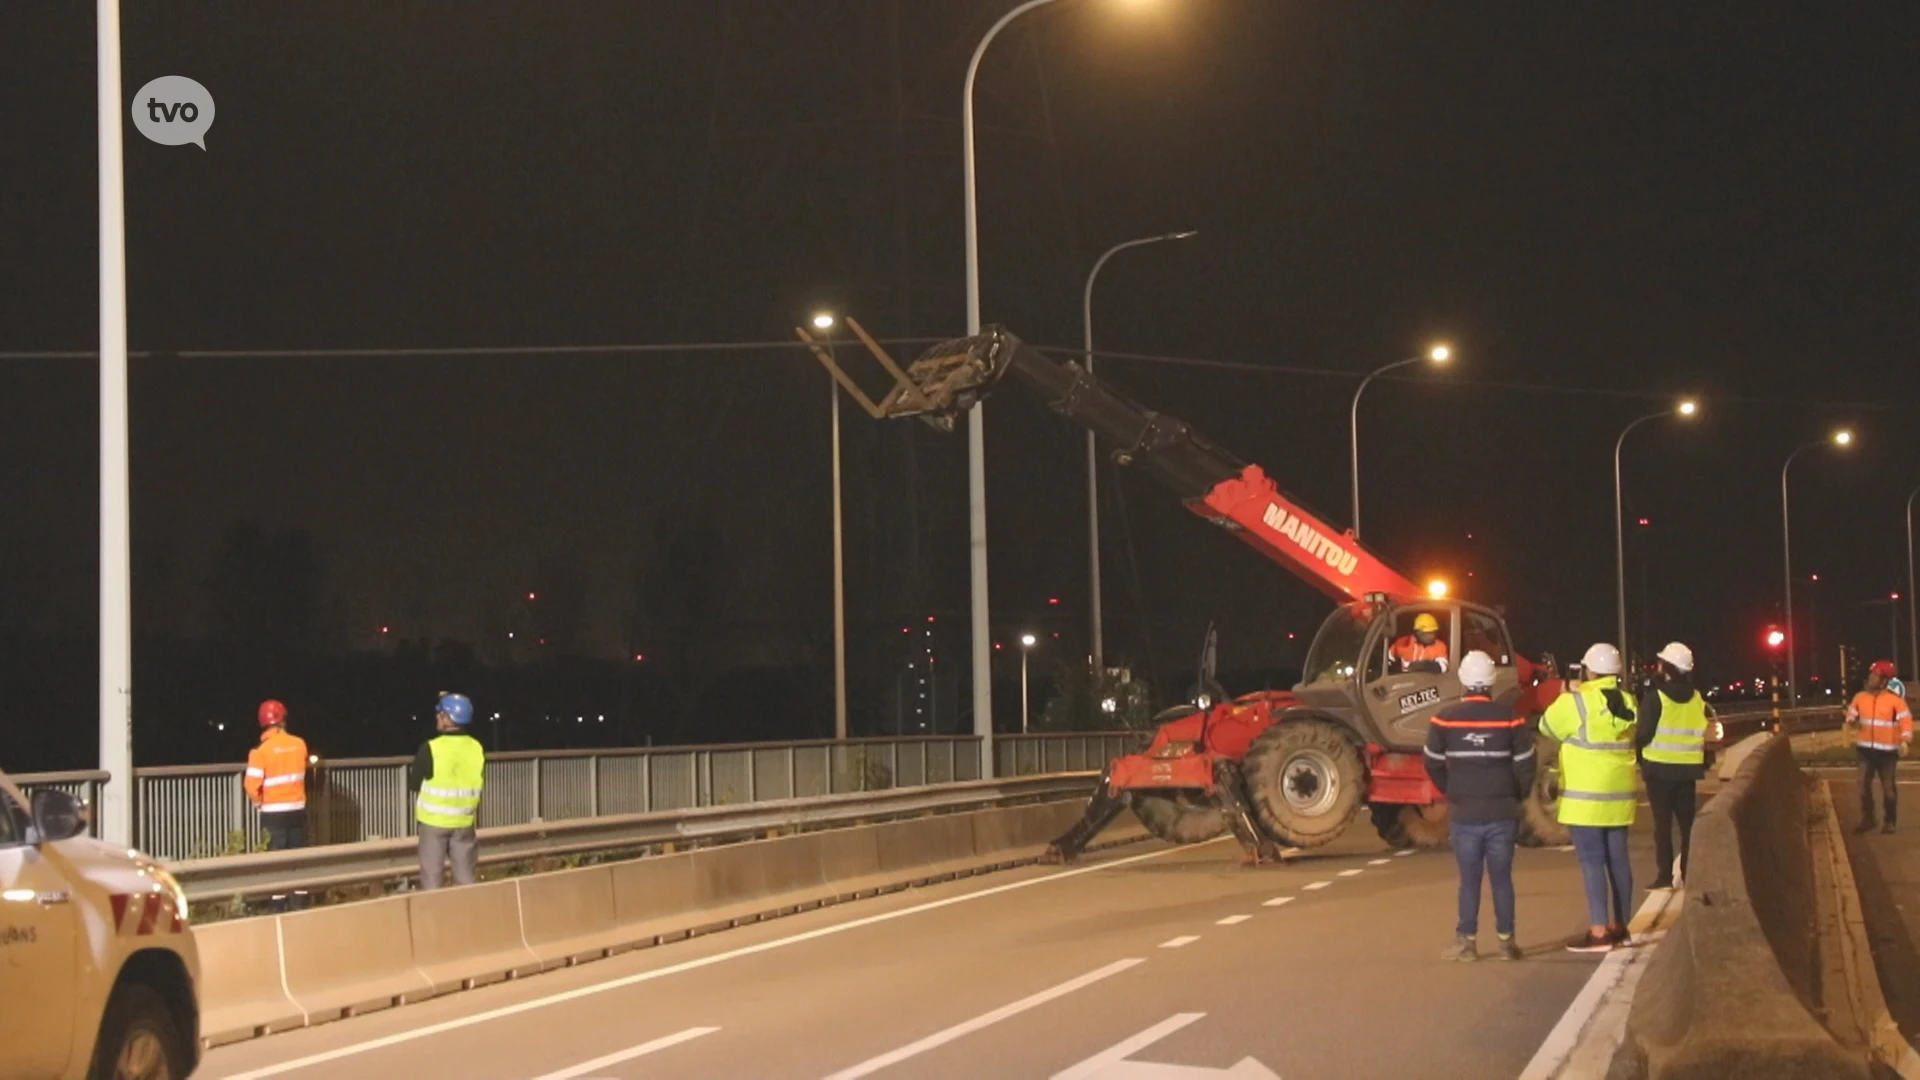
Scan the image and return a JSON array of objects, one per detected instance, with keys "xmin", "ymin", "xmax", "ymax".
[
  {"xmin": 1427, "ymin": 344, "xmax": 1452, "ymax": 364},
  {"xmin": 1677, "ymin": 399, "xmax": 1698, "ymax": 417},
  {"xmin": 1833, "ymin": 429, "xmax": 1853, "ymax": 447},
  {"xmin": 811, "ymin": 312, "xmax": 836, "ymax": 331}
]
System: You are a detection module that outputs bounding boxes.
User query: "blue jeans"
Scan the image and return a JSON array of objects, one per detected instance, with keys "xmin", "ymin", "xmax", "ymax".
[
  {"xmin": 1569, "ymin": 825, "xmax": 1633, "ymax": 928},
  {"xmin": 1450, "ymin": 819, "xmax": 1517, "ymax": 937}
]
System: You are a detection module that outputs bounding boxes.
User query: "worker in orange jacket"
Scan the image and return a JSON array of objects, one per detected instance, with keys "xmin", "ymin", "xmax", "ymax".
[
  {"xmin": 1391, "ymin": 613, "xmax": 1450, "ymax": 674},
  {"xmin": 245, "ymin": 700, "xmax": 311, "ymax": 851},
  {"xmin": 1848, "ymin": 660, "xmax": 1913, "ymax": 834}
]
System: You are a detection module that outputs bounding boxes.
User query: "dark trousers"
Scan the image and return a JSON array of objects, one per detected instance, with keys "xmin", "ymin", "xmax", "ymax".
[
  {"xmin": 1859, "ymin": 748, "xmax": 1900, "ymax": 826},
  {"xmin": 262, "ymin": 809, "xmax": 307, "ymax": 850},
  {"xmin": 1645, "ymin": 775, "xmax": 1696, "ymax": 883},
  {"xmin": 1569, "ymin": 825, "xmax": 1634, "ymax": 929},
  {"xmin": 262, "ymin": 810, "xmax": 310, "ymax": 910},
  {"xmin": 1450, "ymin": 819, "xmax": 1517, "ymax": 937}
]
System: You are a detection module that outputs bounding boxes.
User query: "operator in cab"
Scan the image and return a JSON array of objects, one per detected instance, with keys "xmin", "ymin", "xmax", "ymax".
[{"xmin": 1391, "ymin": 613, "xmax": 1450, "ymax": 674}]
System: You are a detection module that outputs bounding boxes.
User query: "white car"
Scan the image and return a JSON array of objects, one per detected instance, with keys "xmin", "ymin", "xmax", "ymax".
[{"xmin": 0, "ymin": 768, "xmax": 200, "ymax": 1079}]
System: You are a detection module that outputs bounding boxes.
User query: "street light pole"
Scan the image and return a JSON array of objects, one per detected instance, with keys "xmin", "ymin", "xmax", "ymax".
[
  {"xmin": 829, "ymin": 345, "xmax": 847, "ymax": 742},
  {"xmin": 97, "ymin": 0, "xmax": 135, "ymax": 847},
  {"xmin": 1782, "ymin": 431, "xmax": 1853, "ymax": 708},
  {"xmin": 964, "ymin": 0, "xmax": 1063, "ymax": 776},
  {"xmin": 1906, "ymin": 484, "xmax": 1919, "ymax": 682},
  {"xmin": 1613, "ymin": 400, "xmax": 1697, "ymax": 676},
  {"xmin": 1349, "ymin": 345, "xmax": 1450, "ymax": 539},
  {"xmin": 1019, "ymin": 633, "xmax": 1037, "ymax": 734},
  {"xmin": 1082, "ymin": 229, "xmax": 1195, "ymax": 677}
]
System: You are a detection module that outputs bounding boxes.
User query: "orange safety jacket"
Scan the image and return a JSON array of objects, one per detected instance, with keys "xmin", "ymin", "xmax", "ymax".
[
  {"xmin": 1847, "ymin": 690, "xmax": 1913, "ymax": 753},
  {"xmin": 246, "ymin": 728, "xmax": 310, "ymax": 812},
  {"xmin": 1391, "ymin": 636, "xmax": 1450, "ymax": 672}
]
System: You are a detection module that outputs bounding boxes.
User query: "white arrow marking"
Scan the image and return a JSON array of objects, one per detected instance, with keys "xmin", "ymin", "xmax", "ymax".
[{"xmin": 1052, "ymin": 1013, "xmax": 1281, "ymax": 1080}]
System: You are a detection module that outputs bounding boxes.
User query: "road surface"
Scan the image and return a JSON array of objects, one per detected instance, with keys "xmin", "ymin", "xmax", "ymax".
[{"xmin": 198, "ymin": 817, "xmax": 1666, "ymax": 1080}]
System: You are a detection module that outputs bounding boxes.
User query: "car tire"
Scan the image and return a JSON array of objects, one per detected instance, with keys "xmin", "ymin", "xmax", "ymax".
[
  {"xmin": 1130, "ymin": 790, "xmax": 1228, "ymax": 844},
  {"xmin": 88, "ymin": 982, "xmax": 189, "ymax": 1080}
]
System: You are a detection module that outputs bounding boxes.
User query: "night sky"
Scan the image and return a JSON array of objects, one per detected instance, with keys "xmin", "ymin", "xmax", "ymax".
[{"xmin": 3, "ymin": 2, "xmax": 1917, "ymax": 764}]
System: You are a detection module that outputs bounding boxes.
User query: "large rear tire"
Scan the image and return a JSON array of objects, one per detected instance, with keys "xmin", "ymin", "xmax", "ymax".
[
  {"xmin": 1518, "ymin": 738, "xmax": 1570, "ymax": 847},
  {"xmin": 1371, "ymin": 802, "xmax": 1451, "ymax": 849},
  {"xmin": 1130, "ymin": 790, "xmax": 1228, "ymax": 844},
  {"xmin": 1242, "ymin": 720, "xmax": 1366, "ymax": 848}
]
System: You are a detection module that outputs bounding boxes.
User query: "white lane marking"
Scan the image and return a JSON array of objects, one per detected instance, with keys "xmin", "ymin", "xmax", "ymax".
[
  {"xmin": 1160, "ymin": 936, "xmax": 1201, "ymax": 949},
  {"xmin": 1052, "ymin": 1012, "xmax": 1282, "ymax": 1079},
  {"xmin": 1395, "ymin": 849, "xmax": 1415, "ymax": 857},
  {"xmin": 1516, "ymin": 889, "xmax": 1669, "ymax": 1080},
  {"xmin": 1262, "ymin": 897, "xmax": 1294, "ymax": 908},
  {"xmin": 529, "ymin": 1028, "xmax": 719, "ymax": 1080},
  {"xmin": 208, "ymin": 843, "xmax": 1207, "ymax": 1080},
  {"xmin": 1302, "ymin": 880, "xmax": 1331, "ymax": 891},
  {"xmin": 1215, "ymin": 915, "xmax": 1251, "ymax": 926},
  {"xmin": 1337, "ymin": 869, "xmax": 1364, "ymax": 877},
  {"xmin": 1554, "ymin": 845, "xmax": 1576, "ymax": 852},
  {"xmin": 822, "ymin": 958, "xmax": 1145, "ymax": 1079},
  {"xmin": 1367, "ymin": 858, "xmax": 1391, "ymax": 865}
]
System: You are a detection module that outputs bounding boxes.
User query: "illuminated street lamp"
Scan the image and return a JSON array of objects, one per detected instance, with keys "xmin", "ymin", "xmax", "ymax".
[
  {"xmin": 963, "ymin": 0, "xmax": 1157, "ymax": 776},
  {"xmin": 1614, "ymin": 398, "xmax": 1700, "ymax": 675},
  {"xmin": 811, "ymin": 310, "xmax": 848, "ymax": 742},
  {"xmin": 1349, "ymin": 343, "xmax": 1451, "ymax": 539},
  {"xmin": 1781, "ymin": 429, "xmax": 1855, "ymax": 706},
  {"xmin": 1019, "ymin": 633, "xmax": 1038, "ymax": 735}
]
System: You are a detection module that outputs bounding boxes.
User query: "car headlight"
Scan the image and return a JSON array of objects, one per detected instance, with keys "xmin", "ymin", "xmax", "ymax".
[{"xmin": 154, "ymin": 868, "xmax": 190, "ymax": 926}]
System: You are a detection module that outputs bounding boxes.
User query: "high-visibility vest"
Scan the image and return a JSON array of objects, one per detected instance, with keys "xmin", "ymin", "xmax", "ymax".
[
  {"xmin": 416, "ymin": 734, "xmax": 486, "ymax": 829},
  {"xmin": 1642, "ymin": 692, "xmax": 1708, "ymax": 766},
  {"xmin": 1391, "ymin": 636, "xmax": 1450, "ymax": 672},
  {"xmin": 1848, "ymin": 690, "xmax": 1914, "ymax": 753},
  {"xmin": 1540, "ymin": 679, "xmax": 1637, "ymax": 827},
  {"xmin": 245, "ymin": 729, "xmax": 309, "ymax": 812}
]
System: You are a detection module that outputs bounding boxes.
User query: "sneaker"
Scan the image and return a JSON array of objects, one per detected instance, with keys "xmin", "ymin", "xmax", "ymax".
[
  {"xmin": 1883, "ymin": 823, "xmax": 1897, "ymax": 835},
  {"xmin": 1608, "ymin": 924, "xmax": 1633, "ymax": 947},
  {"xmin": 1647, "ymin": 878, "xmax": 1675, "ymax": 892},
  {"xmin": 1443, "ymin": 935, "xmax": 1477, "ymax": 962},
  {"xmin": 1498, "ymin": 936, "xmax": 1524, "ymax": 961},
  {"xmin": 1566, "ymin": 931, "xmax": 1614, "ymax": 954}
]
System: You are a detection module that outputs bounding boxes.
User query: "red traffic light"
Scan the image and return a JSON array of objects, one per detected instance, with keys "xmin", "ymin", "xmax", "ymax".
[{"xmin": 1764, "ymin": 627, "xmax": 1786, "ymax": 649}]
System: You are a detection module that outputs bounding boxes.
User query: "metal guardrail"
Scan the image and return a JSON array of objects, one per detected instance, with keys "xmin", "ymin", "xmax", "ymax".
[
  {"xmin": 13, "ymin": 731, "xmax": 1143, "ymax": 861},
  {"xmin": 169, "ymin": 772, "xmax": 1099, "ymax": 901}
]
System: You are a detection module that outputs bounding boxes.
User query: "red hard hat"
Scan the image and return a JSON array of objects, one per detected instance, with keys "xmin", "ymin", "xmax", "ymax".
[
  {"xmin": 1870, "ymin": 660, "xmax": 1897, "ymax": 678},
  {"xmin": 258, "ymin": 700, "xmax": 288, "ymax": 728}
]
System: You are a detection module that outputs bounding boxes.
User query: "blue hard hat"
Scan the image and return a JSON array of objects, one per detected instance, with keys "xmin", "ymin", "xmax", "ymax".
[{"xmin": 437, "ymin": 693, "xmax": 474, "ymax": 726}]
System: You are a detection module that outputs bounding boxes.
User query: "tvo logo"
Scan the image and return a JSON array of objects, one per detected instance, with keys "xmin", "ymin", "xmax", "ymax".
[{"xmin": 131, "ymin": 76, "xmax": 215, "ymax": 149}]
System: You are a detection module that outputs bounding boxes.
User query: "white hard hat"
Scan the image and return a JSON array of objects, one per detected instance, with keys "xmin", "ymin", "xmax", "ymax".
[
  {"xmin": 1581, "ymin": 643, "xmax": 1623, "ymax": 676},
  {"xmin": 1459, "ymin": 650, "xmax": 1497, "ymax": 688},
  {"xmin": 1655, "ymin": 641, "xmax": 1694, "ymax": 673}
]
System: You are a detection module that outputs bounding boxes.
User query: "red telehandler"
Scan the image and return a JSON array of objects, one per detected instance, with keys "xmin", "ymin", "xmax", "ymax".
[{"xmin": 802, "ymin": 322, "xmax": 1571, "ymax": 861}]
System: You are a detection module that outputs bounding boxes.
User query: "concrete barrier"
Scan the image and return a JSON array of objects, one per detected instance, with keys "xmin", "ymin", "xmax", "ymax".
[
  {"xmin": 278, "ymin": 896, "xmax": 433, "ymax": 1022},
  {"xmin": 609, "ymin": 850, "xmax": 701, "ymax": 942},
  {"xmin": 194, "ymin": 796, "xmax": 1144, "ymax": 1049},
  {"xmin": 408, "ymin": 879, "xmax": 540, "ymax": 993},
  {"xmin": 194, "ymin": 916, "xmax": 305, "ymax": 1046},
  {"xmin": 515, "ymin": 865, "xmax": 621, "ymax": 967},
  {"xmin": 1612, "ymin": 735, "xmax": 1874, "ymax": 1079}
]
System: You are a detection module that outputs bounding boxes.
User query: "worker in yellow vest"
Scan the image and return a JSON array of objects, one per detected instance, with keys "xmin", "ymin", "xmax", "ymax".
[
  {"xmin": 1848, "ymin": 660, "xmax": 1913, "ymax": 834},
  {"xmin": 1636, "ymin": 642, "xmax": 1711, "ymax": 890},
  {"xmin": 410, "ymin": 692, "xmax": 486, "ymax": 888},
  {"xmin": 1540, "ymin": 643, "xmax": 1638, "ymax": 953}
]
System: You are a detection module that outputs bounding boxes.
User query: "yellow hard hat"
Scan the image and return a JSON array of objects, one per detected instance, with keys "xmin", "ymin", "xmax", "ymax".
[{"xmin": 1413, "ymin": 614, "xmax": 1440, "ymax": 634}]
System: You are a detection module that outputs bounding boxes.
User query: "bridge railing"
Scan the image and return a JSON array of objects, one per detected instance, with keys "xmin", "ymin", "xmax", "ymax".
[{"xmin": 11, "ymin": 731, "xmax": 1143, "ymax": 861}]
